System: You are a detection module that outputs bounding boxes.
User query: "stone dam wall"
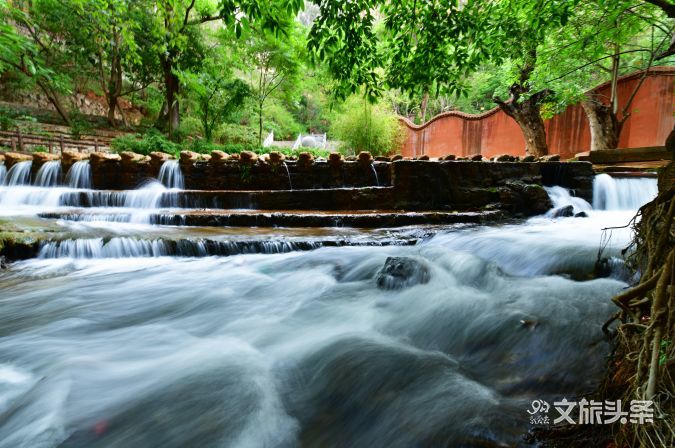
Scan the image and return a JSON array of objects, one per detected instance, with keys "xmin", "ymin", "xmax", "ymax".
[{"xmin": 1, "ymin": 150, "xmax": 595, "ymax": 216}]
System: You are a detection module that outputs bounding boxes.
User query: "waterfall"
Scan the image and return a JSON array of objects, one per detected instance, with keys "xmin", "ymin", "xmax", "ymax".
[
  {"xmin": 158, "ymin": 160, "xmax": 184, "ymax": 189},
  {"xmin": 3, "ymin": 161, "xmax": 32, "ymax": 186},
  {"xmin": 593, "ymin": 173, "xmax": 658, "ymax": 210},
  {"xmin": 33, "ymin": 161, "xmax": 62, "ymax": 187},
  {"xmin": 65, "ymin": 161, "xmax": 92, "ymax": 189},
  {"xmin": 0, "ymin": 163, "xmax": 6, "ymax": 184},
  {"xmin": 36, "ymin": 238, "xmax": 327, "ymax": 258}
]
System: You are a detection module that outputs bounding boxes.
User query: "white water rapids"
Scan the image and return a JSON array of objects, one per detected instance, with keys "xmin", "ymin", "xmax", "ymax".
[{"xmin": 0, "ymin": 172, "xmax": 659, "ymax": 447}]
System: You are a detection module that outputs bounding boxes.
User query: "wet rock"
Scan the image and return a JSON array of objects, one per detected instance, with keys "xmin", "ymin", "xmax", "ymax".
[
  {"xmin": 120, "ymin": 151, "xmax": 147, "ymax": 164},
  {"xmin": 501, "ymin": 180, "xmax": 553, "ymax": 216},
  {"xmin": 3, "ymin": 152, "xmax": 32, "ymax": 169},
  {"xmin": 541, "ymin": 154, "xmax": 561, "ymax": 162},
  {"xmin": 552, "ymin": 205, "xmax": 575, "ymax": 218},
  {"xmin": 238, "ymin": 151, "xmax": 257, "ymax": 164},
  {"xmin": 268, "ymin": 151, "xmax": 285, "ymax": 165},
  {"xmin": 495, "ymin": 154, "xmax": 515, "ymax": 162},
  {"xmin": 375, "ymin": 156, "xmax": 390, "ymax": 162},
  {"xmin": 149, "ymin": 152, "xmax": 172, "ymax": 172},
  {"xmin": 298, "ymin": 152, "xmax": 315, "ymax": 169},
  {"xmin": 328, "ymin": 152, "xmax": 343, "ymax": 168},
  {"xmin": 0, "ymin": 256, "xmax": 7, "ymax": 269},
  {"xmin": 90, "ymin": 152, "xmax": 121, "ymax": 163},
  {"xmin": 32, "ymin": 152, "xmax": 59, "ymax": 163},
  {"xmin": 520, "ymin": 155, "xmax": 537, "ymax": 163},
  {"xmin": 357, "ymin": 151, "xmax": 373, "ymax": 164},
  {"xmin": 210, "ymin": 150, "xmax": 229, "ymax": 162},
  {"xmin": 179, "ymin": 150, "xmax": 200, "ymax": 164},
  {"xmin": 470, "ymin": 154, "xmax": 483, "ymax": 161},
  {"xmin": 416, "ymin": 155, "xmax": 430, "ymax": 161},
  {"xmin": 376, "ymin": 256, "xmax": 431, "ymax": 289},
  {"xmin": 575, "ymin": 211, "xmax": 588, "ymax": 218},
  {"xmin": 391, "ymin": 154, "xmax": 403, "ymax": 161},
  {"xmin": 444, "ymin": 154, "xmax": 456, "ymax": 161}
]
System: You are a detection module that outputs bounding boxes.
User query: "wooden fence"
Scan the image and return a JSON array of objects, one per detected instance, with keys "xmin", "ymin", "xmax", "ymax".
[{"xmin": 0, "ymin": 129, "xmax": 113, "ymax": 154}]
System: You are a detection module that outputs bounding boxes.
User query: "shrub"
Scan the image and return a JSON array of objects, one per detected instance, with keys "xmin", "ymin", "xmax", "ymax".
[
  {"xmin": 70, "ymin": 117, "xmax": 93, "ymax": 140},
  {"xmin": 110, "ymin": 130, "xmax": 180, "ymax": 156},
  {"xmin": 214, "ymin": 123, "xmax": 258, "ymax": 146},
  {"xmin": 0, "ymin": 107, "xmax": 16, "ymax": 131},
  {"xmin": 32, "ymin": 145, "xmax": 48, "ymax": 153},
  {"xmin": 263, "ymin": 100, "xmax": 305, "ymax": 141},
  {"xmin": 330, "ymin": 95, "xmax": 405, "ymax": 156}
]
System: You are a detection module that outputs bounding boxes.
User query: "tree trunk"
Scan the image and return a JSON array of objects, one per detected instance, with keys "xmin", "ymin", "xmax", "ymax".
[
  {"xmin": 513, "ymin": 105, "xmax": 549, "ymax": 157},
  {"xmin": 419, "ymin": 91, "xmax": 429, "ymax": 124},
  {"xmin": 106, "ymin": 53, "xmax": 123, "ymax": 127},
  {"xmin": 258, "ymin": 101, "xmax": 263, "ymax": 147},
  {"xmin": 496, "ymin": 92, "xmax": 550, "ymax": 157},
  {"xmin": 36, "ymin": 79, "xmax": 70, "ymax": 125},
  {"xmin": 161, "ymin": 56, "xmax": 180, "ymax": 138},
  {"xmin": 582, "ymin": 95, "xmax": 622, "ymax": 151},
  {"xmin": 493, "ymin": 55, "xmax": 550, "ymax": 158}
]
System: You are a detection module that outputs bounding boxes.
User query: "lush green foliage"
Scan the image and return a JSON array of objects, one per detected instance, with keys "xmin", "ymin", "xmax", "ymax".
[
  {"xmin": 110, "ymin": 131, "xmax": 180, "ymax": 156},
  {"xmin": 0, "ymin": 0, "xmax": 671, "ymax": 155},
  {"xmin": 330, "ymin": 95, "xmax": 404, "ymax": 156},
  {"xmin": 110, "ymin": 131, "xmax": 332, "ymax": 158}
]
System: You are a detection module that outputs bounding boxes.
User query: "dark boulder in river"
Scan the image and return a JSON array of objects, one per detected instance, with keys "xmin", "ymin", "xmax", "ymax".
[
  {"xmin": 552, "ymin": 205, "xmax": 575, "ymax": 218},
  {"xmin": 376, "ymin": 256, "xmax": 430, "ymax": 290}
]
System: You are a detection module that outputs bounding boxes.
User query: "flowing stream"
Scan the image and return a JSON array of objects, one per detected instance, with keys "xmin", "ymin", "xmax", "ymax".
[{"xmin": 0, "ymin": 172, "xmax": 659, "ymax": 447}]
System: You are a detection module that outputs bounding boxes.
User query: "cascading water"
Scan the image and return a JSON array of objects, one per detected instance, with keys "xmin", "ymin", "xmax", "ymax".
[
  {"xmin": 545, "ymin": 186, "xmax": 593, "ymax": 216},
  {"xmin": 593, "ymin": 173, "xmax": 658, "ymax": 210},
  {"xmin": 0, "ymin": 168, "xmax": 663, "ymax": 447},
  {"xmin": 0, "ymin": 163, "xmax": 6, "ymax": 184},
  {"xmin": 33, "ymin": 161, "xmax": 62, "ymax": 187},
  {"xmin": 158, "ymin": 160, "xmax": 184, "ymax": 189},
  {"xmin": 65, "ymin": 160, "xmax": 92, "ymax": 189},
  {"xmin": 3, "ymin": 161, "xmax": 32, "ymax": 186}
]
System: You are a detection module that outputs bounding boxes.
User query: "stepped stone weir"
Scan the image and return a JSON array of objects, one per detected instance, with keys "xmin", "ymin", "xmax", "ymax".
[{"xmin": 0, "ymin": 148, "xmax": 599, "ymax": 231}]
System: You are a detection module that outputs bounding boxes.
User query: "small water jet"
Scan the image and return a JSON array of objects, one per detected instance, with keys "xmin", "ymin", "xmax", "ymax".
[
  {"xmin": 0, "ymin": 163, "xmax": 6, "ymax": 184},
  {"xmin": 282, "ymin": 162, "xmax": 293, "ymax": 190},
  {"xmin": 370, "ymin": 164, "xmax": 380, "ymax": 187},
  {"xmin": 33, "ymin": 161, "xmax": 62, "ymax": 187},
  {"xmin": 65, "ymin": 160, "xmax": 93, "ymax": 189}
]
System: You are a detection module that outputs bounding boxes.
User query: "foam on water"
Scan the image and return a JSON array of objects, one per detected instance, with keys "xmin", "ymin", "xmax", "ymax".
[{"xmin": 0, "ymin": 245, "xmax": 625, "ymax": 447}]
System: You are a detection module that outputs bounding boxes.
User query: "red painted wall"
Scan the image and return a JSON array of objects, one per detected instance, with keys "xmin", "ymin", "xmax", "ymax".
[{"xmin": 400, "ymin": 67, "xmax": 674, "ymax": 159}]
